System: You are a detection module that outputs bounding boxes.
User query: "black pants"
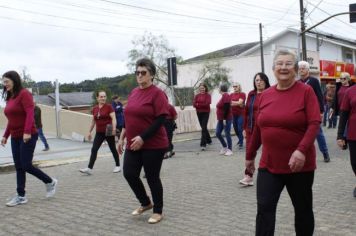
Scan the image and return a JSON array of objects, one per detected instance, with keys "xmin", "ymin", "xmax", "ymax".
[
  {"xmin": 164, "ymin": 120, "xmax": 175, "ymax": 152},
  {"xmin": 88, "ymin": 132, "xmax": 120, "ymax": 169},
  {"xmin": 348, "ymin": 140, "xmax": 356, "ymax": 175},
  {"xmin": 256, "ymin": 169, "xmax": 314, "ymax": 236},
  {"xmin": 197, "ymin": 112, "xmax": 212, "ymax": 147},
  {"xmin": 123, "ymin": 149, "xmax": 165, "ymax": 214}
]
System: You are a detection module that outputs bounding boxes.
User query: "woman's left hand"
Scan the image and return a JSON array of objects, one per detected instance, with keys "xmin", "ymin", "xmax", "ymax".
[
  {"xmin": 288, "ymin": 150, "xmax": 305, "ymax": 172},
  {"xmin": 23, "ymin": 134, "xmax": 31, "ymax": 143},
  {"xmin": 130, "ymin": 136, "xmax": 144, "ymax": 151}
]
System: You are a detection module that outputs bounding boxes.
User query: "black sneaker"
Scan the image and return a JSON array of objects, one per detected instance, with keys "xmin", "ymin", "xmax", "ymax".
[
  {"xmin": 353, "ymin": 187, "xmax": 356, "ymax": 198},
  {"xmin": 323, "ymin": 153, "xmax": 330, "ymax": 163},
  {"xmin": 43, "ymin": 147, "xmax": 49, "ymax": 151}
]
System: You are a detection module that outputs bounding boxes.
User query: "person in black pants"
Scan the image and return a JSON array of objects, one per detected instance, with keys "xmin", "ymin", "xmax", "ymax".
[
  {"xmin": 164, "ymin": 104, "xmax": 177, "ymax": 158},
  {"xmin": 118, "ymin": 58, "xmax": 169, "ymax": 224},
  {"xmin": 79, "ymin": 90, "xmax": 120, "ymax": 175},
  {"xmin": 337, "ymin": 83, "xmax": 356, "ymax": 197},
  {"xmin": 193, "ymin": 83, "xmax": 212, "ymax": 150}
]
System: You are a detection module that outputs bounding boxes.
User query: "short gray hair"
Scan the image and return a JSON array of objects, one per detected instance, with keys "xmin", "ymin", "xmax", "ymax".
[
  {"xmin": 272, "ymin": 49, "xmax": 298, "ymax": 71},
  {"xmin": 298, "ymin": 60, "xmax": 310, "ymax": 70}
]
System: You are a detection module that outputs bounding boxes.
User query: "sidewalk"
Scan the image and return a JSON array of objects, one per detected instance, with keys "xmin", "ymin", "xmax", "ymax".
[{"xmin": 0, "ymin": 130, "xmax": 203, "ymax": 171}]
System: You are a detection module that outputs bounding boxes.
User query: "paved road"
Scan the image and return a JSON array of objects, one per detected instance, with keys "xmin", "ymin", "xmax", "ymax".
[{"xmin": 0, "ymin": 128, "xmax": 355, "ymax": 235}]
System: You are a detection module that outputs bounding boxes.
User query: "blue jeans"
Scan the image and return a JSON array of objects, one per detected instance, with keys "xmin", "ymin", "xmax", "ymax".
[
  {"xmin": 37, "ymin": 128, "xmax": 49, "ymax": 148},
  {"xmin": 232, "ymin": 115, "xmax": 244, "ymax": 147},
  {"xmin": 11, "ymin": 134, "xmax": 52, "ymax": 196},
  {"xmin": 316, "ymin": 127, "xmax": 328, "ymax": 154},
  {"xmin": 215, "ymin": 120, "xmax": 232, "ymax": 150}
]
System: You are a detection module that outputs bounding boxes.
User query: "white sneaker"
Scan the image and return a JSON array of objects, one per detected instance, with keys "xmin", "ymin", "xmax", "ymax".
[
  {"xmin": 113, "ymin": 166, "xmax": 121, "ymax": 173},
  {"xmin": 239, "ymin": 175, "xmax": 254, "ymax": 186},
  {"xmin": 6, "ymin": 195, "xmax": 28, "ymax": 207},
  {"xmin": 219, "ymin": 148, "xmax": 227, "ymax": 155},
  {"xmin": 46, "ymin": 178, "xmax": 58, "ymax": 198},
  {"xmin": 224, "ymin": 149, "xmax": 233, "ymax": 156},
  {"xmin": 79, "ymin": 167, "xmax": 92, "ymax": 175}
]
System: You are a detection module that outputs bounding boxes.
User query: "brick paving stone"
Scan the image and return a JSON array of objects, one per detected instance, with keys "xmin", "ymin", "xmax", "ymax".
[{"xmin": 0, "ymin": 128, "xmax": 355, "ymax": 235}]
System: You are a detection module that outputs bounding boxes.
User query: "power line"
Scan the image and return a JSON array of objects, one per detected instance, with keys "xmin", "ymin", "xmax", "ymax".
[
  {"xmin": 305, "ymin": 0, "xmax": 325, "ymax": 19},
  {"xmin": 264, "ymin": 0, "xmax": 299, "ymax": 26}
]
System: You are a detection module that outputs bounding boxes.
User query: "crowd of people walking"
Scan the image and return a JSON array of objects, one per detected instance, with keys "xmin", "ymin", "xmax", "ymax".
[{"xmin": 1, "ymin": 51, "xmax": 355, "ymax": 234}]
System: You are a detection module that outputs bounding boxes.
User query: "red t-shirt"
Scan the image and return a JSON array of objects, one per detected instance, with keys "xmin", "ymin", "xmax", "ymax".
[
  {"xmin": 340, "ymin": 85, "xmax": 356, "ymax": 140},
  {"xmin": 216, "ymin": 93, "xmax": 232, "ymax": 121},
  {"xmin": 193, "ymin": 93, "xmax": 211, "ymax": 113},
  {"xmin": 92, "ymin": 103, "xmax": 114, "ymax": 133},
  {"xmin": 3, "ymin": 89, "xmax": 37, "ymax": 139},
  {"xmin": 338, "ymin": 86, "xmax": 349, "ymax": 109},
  {"xmin": 124, "ymin": 85, "xmax": 169, "ymax": 150},
  {"xmin": 167, "ymin": 104, "xmax": 177, "ymax": 120},
  {"xmin": 230, "ymin": 92, "xmax": 246, "ymax": 116},
  {"xmin": 246, "ymin": 82, "xmax": 321, "ymax": 174}
]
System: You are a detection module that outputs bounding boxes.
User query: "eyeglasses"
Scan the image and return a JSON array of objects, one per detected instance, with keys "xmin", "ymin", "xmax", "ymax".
[
  {"xmin": 340, "ymin": 77, "xmax": 346, "ymax": 80},
  {"xmin": 135, "ymin": 70, "xmax": 148, "ymax": 76},
  {"xmin": 274, "ymin": 61, "xmax": 295, "ymax": 69}
]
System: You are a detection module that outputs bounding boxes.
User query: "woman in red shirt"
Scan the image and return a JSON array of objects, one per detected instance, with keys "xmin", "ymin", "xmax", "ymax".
[
  {"xmin": 1, "ymin": 71, "xmax": 57, "ymax": 207},
  {"xmin": 79, "ymin": 91, "xmax": 120, "ymax": 174},
  {"xmin": 239, "ymin": 72, "xmax": 270, "ymax": 186},
  {"xmin": 216, "ymin": 83, "xmax": 233, "ymax": 156},
  {"xmin": 246, "ymin": 50, "xmax": 320, "ymax": 236},
  {"xmin": 193, "ymin": 83, "xmax": 212, "ymax": 150},
  {"xmin": 337, "ymin": 84, "xmax": 356, "ymax": 197},
  {"xmin": 118, "ymin": 58, "xmax": 168, "ymax": 224},
  {"xmin": 230, "ymin": 82, "xmax": 246, "ymax": 150}
]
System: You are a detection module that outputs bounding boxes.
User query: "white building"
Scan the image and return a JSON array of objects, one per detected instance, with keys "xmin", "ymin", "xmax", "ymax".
[{"xmin": 177, "ymin": 28, "xmax": 356, "ymax": 104}]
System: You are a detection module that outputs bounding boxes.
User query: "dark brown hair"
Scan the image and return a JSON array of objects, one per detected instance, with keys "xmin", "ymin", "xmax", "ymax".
[{"xmin": 2, "ymin": 70, "xmax": 23, "ymax": 101}]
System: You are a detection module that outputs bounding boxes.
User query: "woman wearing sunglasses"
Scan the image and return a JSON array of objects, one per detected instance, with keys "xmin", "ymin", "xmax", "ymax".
[{"xmin": 118, "ymin": 58, "xmax": 169, "ymax": 224}]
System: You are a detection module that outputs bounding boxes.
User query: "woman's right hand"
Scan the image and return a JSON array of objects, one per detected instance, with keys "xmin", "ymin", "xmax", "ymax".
[
  {"xmin": 87, "ymin": 133, "xmax": 92, "ymax": 141},
  {"xmin": 118, "ymin": 140, "xmax": 124, "ymax": 155},
  {"xmin": 337, "ymin": 139, "xmax": 346, "ymax": 149},
  {"xmin": 242, "ymin": 130, "xmax": 246, "ymax": 138},
  {"xmin": 1, "ymin": 137, "xmax": 7, "ymax": 147}
]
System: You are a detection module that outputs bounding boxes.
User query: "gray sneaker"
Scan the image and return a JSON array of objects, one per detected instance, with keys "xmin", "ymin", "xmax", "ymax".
[
  {"xmin": 46, "ymin": 178, "xmax": 58, "ymax": 198},
  {"xmin": 6, "ymin": 195, "xmax": 28, "ymax": 207}
]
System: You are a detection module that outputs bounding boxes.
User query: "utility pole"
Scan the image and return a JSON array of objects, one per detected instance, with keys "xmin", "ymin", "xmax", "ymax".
[
  {"xmin": 299, "ymin": 0, "xmax": 307, "ymax": 60},
  {"xmin": 259, "ymin": 23, "xmax": 265, "ymax": 73}
]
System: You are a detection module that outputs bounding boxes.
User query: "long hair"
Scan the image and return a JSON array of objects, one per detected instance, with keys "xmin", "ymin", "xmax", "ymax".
[
  {"xmin": 253, "ymin": 72, "xmax": 271, "ymax": 91},
  {"xmin": 2, "ymin": 71, "xmax": 23, "ymax": 101}
]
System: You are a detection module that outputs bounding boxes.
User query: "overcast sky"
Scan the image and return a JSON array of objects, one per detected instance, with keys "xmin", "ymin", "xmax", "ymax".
[{"xmin": 1, "ymin": 0, "xmax": 356, "ymax": 83}]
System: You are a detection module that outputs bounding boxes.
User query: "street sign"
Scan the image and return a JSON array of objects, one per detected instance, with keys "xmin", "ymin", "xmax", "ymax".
[{"xmin": 350, "ymin": 4, "xmax": 356, "ymax": 23}]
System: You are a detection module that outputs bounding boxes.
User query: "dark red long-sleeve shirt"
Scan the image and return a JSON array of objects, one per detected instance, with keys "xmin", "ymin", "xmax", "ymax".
[
  {"xmin": 246, "ymin": 82, "xmax": 321, "ymax": 174},
  {"xmin": 193, "ymin": 93, "xmax": 211, "ymax": 113},
  {"xmin": 3, "ymin": 89, "xmax": 37, "ymax": 139}
]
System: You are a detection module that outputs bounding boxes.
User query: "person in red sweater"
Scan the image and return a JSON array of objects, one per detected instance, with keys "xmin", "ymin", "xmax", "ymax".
[
  {"xmin": 216, "ymin": 83, "xmax": 233, "ymax": 156},
  {"xmin": 337, "ymin": 84, "xmax": 356, "ymax": 197},
  {"xmin": 1, "ymin": 71, "xmax": 57, "ymax": 207},
  {"xmin": 164, "ymin": 104, "xmax": 177, "ymax": 159},
  {"xmin": 246, "ymin": 50, "xmax": 320, "ymax": 236},
  {"xmin": 239, "ymin": 72, "xmax": 270, "ymax": 186},
  {"xmin": 79, "ymin": 90, "xmax": 120, "ymax": 175},
  {"xmin": 230, "ymin": 82, "xmax": 246, "ymax": 150},
  {"xmin": 193, "ymin": 83, "xmax": 212, "ymax": 150},
  {"xmin": 118, "ymin": 58, "xmax": 168, "ymax": 224}
]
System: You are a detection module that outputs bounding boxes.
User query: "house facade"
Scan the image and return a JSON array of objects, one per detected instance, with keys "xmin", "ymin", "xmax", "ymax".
[{"xmin": 177, "ymin": 28, "xmax": 356, "ymax": 104}]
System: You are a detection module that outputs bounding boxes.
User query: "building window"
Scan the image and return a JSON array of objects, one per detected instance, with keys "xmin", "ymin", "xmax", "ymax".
[{"xmin": 342, "ymin": 47, "xmax": 353, "ymax": 63}]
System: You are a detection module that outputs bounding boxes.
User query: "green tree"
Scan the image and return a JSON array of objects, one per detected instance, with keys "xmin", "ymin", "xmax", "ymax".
[{"xmin": 191, "ymin": 52, "xmax": 231, "ymax": 91}]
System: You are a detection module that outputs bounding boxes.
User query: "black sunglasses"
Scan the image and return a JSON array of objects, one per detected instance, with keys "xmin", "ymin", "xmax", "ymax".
[{"xmin": 135, "ymin": 70, "xmax": 148, "ymax": 76}]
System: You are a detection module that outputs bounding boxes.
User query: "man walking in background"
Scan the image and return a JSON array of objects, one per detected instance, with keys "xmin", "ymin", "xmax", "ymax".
[
  {"xmin": 298, "ymin": 61, "xmax": 330, "ymax": 162},
  {"xmin": 34, "ymin": 103, "xmax": 50, "ymax": 151}
]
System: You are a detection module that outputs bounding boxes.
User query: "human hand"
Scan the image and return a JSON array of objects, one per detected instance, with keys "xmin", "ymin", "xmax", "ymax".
[
  {"xmin": 1, "ymin": 137, "xmax": 7, "ymax": 147},
  {"xmin": 130, "ymin": 136, "xmax": 144, "ymax": 151},
  {"xmin": 118, "ymin": 139, "xmax": 125, "ymax": 155},
  {"xmin": 242, "ymin": 130, "xmax": 246, "ymax": 138},
  {"xmin": 288, "ymin": 150, "xmax": 305, "ymax": 172},
  {"xmin": 337, "ymin": 139, "xmax": 346, "ymax": 149},
  {"xmin": 23, "ymin": 134, "xmax": 31, "ymax": 143},
  {"xmin": 87, "ymin": 133, "xmax": 92, "ymax": 141},
  {"xmin": 245, "ymin": 160, "xmax": 255, "ymax": 174}
]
